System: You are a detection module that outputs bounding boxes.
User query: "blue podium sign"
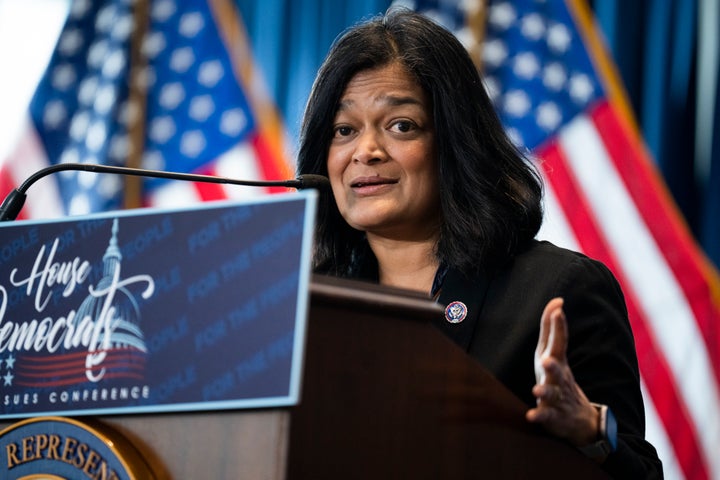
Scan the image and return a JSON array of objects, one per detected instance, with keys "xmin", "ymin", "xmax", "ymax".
[{"xmin": 0, "ymin": 191, "xmax": 316, "ymax": 418}]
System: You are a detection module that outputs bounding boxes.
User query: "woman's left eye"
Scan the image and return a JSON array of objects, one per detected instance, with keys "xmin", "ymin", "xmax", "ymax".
[{"xmin": 391, "ymin": 120, "xmax": 415, "ymax": 133}]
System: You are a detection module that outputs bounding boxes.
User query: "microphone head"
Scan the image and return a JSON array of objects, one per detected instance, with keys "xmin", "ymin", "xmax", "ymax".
[
  {"xmin": 0, "ymin": 189, "xmax": 27, "ymax": 222},
  {"xmin": 295, "ymin": 174, "xmax": 331, "ymax": 191}
]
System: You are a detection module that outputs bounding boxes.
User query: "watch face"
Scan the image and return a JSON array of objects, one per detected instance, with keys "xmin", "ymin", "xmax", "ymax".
[{"xmin": 606, "ymin": 406, "xmax": 618, "ymax": 451}]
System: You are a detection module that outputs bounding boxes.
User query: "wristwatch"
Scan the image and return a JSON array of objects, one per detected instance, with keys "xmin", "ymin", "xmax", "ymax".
[{"xmin": 578, "ymin": 403, "xmax": 618, "ymax": 459}]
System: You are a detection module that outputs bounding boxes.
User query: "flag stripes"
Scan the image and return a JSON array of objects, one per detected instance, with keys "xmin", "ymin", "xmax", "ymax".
[
  {"xmin": 461, "ymin": 0, "xmax": 720, "ymax": 475},
  {"xmin": 593, "ymin": 103, "xmax": 720, "ymax": 376},
  {"xmin": 537, "ymin": 112, "xmax": 710, "ymax": 480},
  {"xmin": 584, "ymin": 103, "xmax": 720, "ymax": 479},
  {"xmin": 540, "ymin": 100, "xmax": 720, "ymax": 478}
]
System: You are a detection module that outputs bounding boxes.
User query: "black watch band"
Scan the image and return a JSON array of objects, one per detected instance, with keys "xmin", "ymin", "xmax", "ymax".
[{"xmin": 578, "ymin": 403, "xmax": 618, "ymax": 459}]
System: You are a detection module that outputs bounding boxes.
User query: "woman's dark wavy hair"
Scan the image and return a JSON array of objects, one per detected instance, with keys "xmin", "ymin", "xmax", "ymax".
[{"xmin": 297, "ymin": 8, "xmax": 543, "ymax": 278}]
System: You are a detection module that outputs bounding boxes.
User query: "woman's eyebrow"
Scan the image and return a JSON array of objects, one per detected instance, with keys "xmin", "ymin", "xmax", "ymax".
[
  {"xmin": 336, "ymin": 94, "xmax": 423, "ymax": 112},
  {"xmin": 382, "ymin": 94, "xmax": 423, "ymax": 107}
]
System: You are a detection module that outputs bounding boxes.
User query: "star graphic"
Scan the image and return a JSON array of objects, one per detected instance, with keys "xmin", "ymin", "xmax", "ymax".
[
  {"xmin": 3, "ymin": 371, "xmax": 13, "ymax": 386},
  {"xmin": 5, "ymin": 354, "xmax": 15, "ymax": 369}
]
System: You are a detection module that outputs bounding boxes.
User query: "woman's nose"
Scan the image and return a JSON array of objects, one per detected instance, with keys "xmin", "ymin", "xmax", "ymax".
[{"xmin": 352, "ymin": 130, "xmax": 386, "ymax": 164}]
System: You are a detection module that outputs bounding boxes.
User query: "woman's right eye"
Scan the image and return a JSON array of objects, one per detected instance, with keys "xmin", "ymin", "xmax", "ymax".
[{"xmin": 333, "ymin": 125, "xmax": 353, "ymax": 137}]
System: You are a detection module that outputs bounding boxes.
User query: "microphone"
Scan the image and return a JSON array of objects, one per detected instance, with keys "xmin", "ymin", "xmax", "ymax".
[{"xmin": 0, "ymin": 163, "xmax": 330, "ymax": 222}]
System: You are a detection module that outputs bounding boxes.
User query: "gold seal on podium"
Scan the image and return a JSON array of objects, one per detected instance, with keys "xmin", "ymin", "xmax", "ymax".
[{"xmin": 0, "ymin": 416, "xmax": 155, "ymax": 479}]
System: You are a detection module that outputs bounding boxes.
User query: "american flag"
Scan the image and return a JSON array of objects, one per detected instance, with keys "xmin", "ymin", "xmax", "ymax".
[
  {"xmin": 409, "ymin": 0, "xmax": 720, "ymax": 478},
  {"xmin": 0, "ymin": 0, "xmax": 292, "ymax": 219}
]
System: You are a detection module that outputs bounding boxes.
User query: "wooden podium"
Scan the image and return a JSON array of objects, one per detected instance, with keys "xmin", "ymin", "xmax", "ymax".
[{"xmin": 0, "ymin": 275, "xmax": 609, "ymax": 479}]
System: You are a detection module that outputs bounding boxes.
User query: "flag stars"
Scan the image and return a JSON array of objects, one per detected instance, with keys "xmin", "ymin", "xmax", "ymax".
[
  {"xmin": 58, "ymin": 28, "xmax": 84, "ymax": 56},
  {"xmin": 51, "ymin": 64, "xmax": 77, "ymax": 91},
  {"xmin": 483, "ymin": 38, "xmax": 508, "ymax": 68},
  {"xmin": 88, "ymin": 40, "xmax": 110, "ymax": 69},
  {"xmin": 536, "ymin": 101, "xmax": 562, "ymax": 131},
  {"xmin": 3, "ymin": 371, "xmax": 13, "ymax": 387},
  {"xmin": 78, "ymin": 170, "xmax": 99, "ymax": 189},
  {"xmin": 569, "ymin": 73, "xmax": 594, "ymax": 104},
  {"xmin": 488, "ymin": 2, "xmax": 517, "ymax": 31},
  {"xmin": 503, "ymin": 90, "xmax": 532, "ymax": 117},
  {"xmin": 30, "ymin": 0, "xmax": 265, "ymax": 214},
  {"xmin": 220, "ymin": 108, "xmax": 247, "ymax": 137},
  {"xmin": 152, "ymin": 0, "xmax": 177, "ymax": 23},
  {"xmin": 96, "ymin": 4, "xmax": 119, "ymax": 34},
  {"xmin": 97, "ymin": 173, "xmax": 123, "ymax": 199},
  {"xmin": 102, "ymin": 49, "xmax": 127, "ymax": 79},
  {"xmin": 513, "ymin": 51, "xmax": 540, "ymax": 80},
  {"xmin": 43, "ymin": 100, "xmax": 68, "ymax": 130},
  {"xmin": 520, "ymin": 13, "xmax": 545, "ymax": 41},
  {"xmin": 69, "ymin": 111, "xmax": 91, "ymax": 141},
  {"xmin": 547, "ymin": 22, "xmax": 572, "ymax": 53},
  {"xmin": 149, "ymin": 116, "xmax": 177, "ymax": 144},
  {"xmin": 181, "ymin": 131, "xmax": 207, "ymax": 158},
  {"xmin": 78, "ymin": 76, "xmax": 99, "ymax": 106},
  {"xmin": 60, "ymin": 148, "xmax": 81, "ymax": 166},
  {"xmin": 109, "ymin": 134, "xmax": 130, "ymax": 161},
  {"xmin": 179, "ymin": 12, "xmax": 205, "ymax": 38},
  {"xmin": 94, "ymin": 84, "xmax": 118, "ymax": 115},
  {"xmin": 111, "ymin": 14, "xmax": 134, "ymax": 42},
  {"xmin": 198, "ymin": 60, "xmax": 224, "ymax": 87},
  {"xmin": 86, "ymin": 120, "xmax": 109, "ymax": 152},
  {"xmin": 69, "ymin": 193, "xmax": 92, "ymax": 216},
  {"xmin": 70, "ymin": 0, "xmax": 92, "ymax": 20},
  {"xmin": 542, "ymin": 62, "xmax": 567, "ymax": 91},
  {"xmin": 170, "ymin": 47, "xmax": 195, "ymax": 73},
  {"xmin": 159, "ymin": 82, "xmax": 186, "ymax": 110},
  {"xmin": 189, "ymin": 95, "xmax": 215, "ymax": 122}
]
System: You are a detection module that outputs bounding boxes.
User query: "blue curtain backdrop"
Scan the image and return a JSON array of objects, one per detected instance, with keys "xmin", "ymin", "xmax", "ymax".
[{"xmin": 235, "ymin": 0, "xmax": 720, "ymax": 270}]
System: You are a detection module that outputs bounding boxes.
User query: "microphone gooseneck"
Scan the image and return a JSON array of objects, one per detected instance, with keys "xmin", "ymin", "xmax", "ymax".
[{"xmin": 0, "ymin": 163, "xmax": 330, "ymax": 222}]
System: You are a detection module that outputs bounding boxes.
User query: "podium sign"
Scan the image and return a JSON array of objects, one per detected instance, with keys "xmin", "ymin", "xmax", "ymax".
[{"xmin": 0, "ymin": 192, "xmax": 316, "ymax": 419}]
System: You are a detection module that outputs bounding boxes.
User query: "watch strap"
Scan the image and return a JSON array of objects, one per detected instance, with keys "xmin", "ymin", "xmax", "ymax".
[{"xmin": 577, "ymin": 403, "xmax": 618, "ymax": 459}]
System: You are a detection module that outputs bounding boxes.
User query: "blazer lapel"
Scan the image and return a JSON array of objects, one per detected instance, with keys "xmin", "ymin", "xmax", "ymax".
[{"xmin": 435, "ymin": 268, "xmax": 490, "ymax": 351}]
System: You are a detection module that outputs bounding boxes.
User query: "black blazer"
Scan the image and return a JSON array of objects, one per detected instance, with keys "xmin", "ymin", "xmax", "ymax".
[{"xmin": 434, "ymin": 240, "xmax": 662, "ymax": 479}]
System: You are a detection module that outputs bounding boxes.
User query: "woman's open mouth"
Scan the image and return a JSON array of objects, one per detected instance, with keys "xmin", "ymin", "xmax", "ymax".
[{"xmin": 350, "ymin": 176, "xmax": 398, "ymax": 189}]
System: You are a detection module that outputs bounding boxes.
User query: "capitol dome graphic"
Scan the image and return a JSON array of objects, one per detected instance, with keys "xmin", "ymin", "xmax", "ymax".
[
  {"xmin": 75, "ymin": 218, "xmax": 148, "ymax": 381},
  {"xmin": 77, "ymin": 218, "xmax": 147, "ymax": 352}
]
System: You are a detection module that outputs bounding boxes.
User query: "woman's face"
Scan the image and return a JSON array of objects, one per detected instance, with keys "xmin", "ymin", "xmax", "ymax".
[{"xmin": 327, "ymin": 62, "xmax": 440, "ymax": 241}]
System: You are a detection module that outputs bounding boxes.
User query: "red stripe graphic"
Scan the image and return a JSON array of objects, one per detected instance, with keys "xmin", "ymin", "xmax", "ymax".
[
  {"xmin": 16, "ymin": 371, "xmax": 146, "ymax": 388},
  {"xmin": 14, "ymin": 348, "xmax": 147, "ymax": 387}
]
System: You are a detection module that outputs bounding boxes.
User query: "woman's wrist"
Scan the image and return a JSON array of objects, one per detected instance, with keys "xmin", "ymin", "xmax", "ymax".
[{"xmin": 577, "ymin": 403, "xmax": 618, "ymax": 461}]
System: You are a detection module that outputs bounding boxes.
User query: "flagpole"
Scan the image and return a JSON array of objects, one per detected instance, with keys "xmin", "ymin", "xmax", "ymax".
[
  {"xmin": 467, "ymin": 0, "xmax": 488, "ymax": 73},
  {"xmin": 124, "ymin": 0, "xmax": 151, "ymax": 210}
]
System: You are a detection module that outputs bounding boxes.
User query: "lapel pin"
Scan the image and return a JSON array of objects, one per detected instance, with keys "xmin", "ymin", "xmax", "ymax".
[{"xmin": 445, "ymin": 301, "xmax": 467, "ymax": 323}]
